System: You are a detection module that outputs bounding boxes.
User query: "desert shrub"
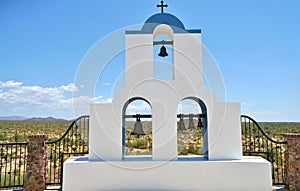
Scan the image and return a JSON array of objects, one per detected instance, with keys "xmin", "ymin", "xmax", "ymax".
[
  {"xmin": 187, "ymin": 143, "xmax": 196, "ymax": 154},
  {"xmin": 132, "ymin": 139, "xmax": 148, "ymax": 149}
]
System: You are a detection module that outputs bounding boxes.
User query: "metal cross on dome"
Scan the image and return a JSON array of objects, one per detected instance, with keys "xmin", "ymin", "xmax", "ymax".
[{"xmin": 157, "ymin": 0, "xmax": 168, "ymax": 13}]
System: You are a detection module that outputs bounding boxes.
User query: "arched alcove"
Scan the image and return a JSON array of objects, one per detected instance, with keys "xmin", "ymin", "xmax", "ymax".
[
  {"xmin": 122, "ymin": 98, "xmax": 152, "ymax": 157},
  {"xmin": 153, "ymin": 24, "xmax": 174, "ymax": 80},
  {"xmin": 177, "ymin": 97, "xmax": 208, "ymax": 157}
]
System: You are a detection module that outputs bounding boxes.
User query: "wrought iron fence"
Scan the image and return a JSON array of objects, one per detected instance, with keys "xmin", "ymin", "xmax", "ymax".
[
  {"xmin": 241, "ymin": 115, "xmax": 287, "ymax": 186},
  {"xmin": 0, "ymin": 142, "xmax": 28, "ymax": 189},
  {"xmin": 45, "ymin": 115, "xmax": 89, "ymax": 189}
]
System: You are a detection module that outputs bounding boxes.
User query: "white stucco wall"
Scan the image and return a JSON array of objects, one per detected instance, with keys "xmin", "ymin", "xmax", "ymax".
[
  {"xmin": 89, "ymin": 26, "xmax": 242, "ymax": 161},
  {"xmin": 125, "ymin": 34, "xmax": 154, "ymax": 87},
  {"xmin": 63, "ymin": 156, "xmax": 272, "ymax": 191}
]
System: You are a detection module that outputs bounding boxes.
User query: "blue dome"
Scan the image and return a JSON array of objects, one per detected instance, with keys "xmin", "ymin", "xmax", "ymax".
[
  {"xmin": 142, "ymin": 13, "xmax": 185, "ymax": 31},
  {"xmin": 125, "ymin": 13, "xmax": 201, "ymax": 34}
]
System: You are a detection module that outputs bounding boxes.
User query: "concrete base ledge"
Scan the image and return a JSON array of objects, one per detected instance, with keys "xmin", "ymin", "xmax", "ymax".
[{"xmin": 63, "ymin": 156, "xmax": 272, "ymax": 191}]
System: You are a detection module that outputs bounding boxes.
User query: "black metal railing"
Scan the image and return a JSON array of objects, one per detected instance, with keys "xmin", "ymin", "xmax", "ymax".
[
  {"xmin": 45, "ymin": 115, "xmax": 89, "ymax": 189},
  {"xmin": 241, "ymin": 115, "xmax": 287, "ymax": 186},
  {"xmin": 0, "ymin": 142, "xmax": 28, "ymax": 189}
]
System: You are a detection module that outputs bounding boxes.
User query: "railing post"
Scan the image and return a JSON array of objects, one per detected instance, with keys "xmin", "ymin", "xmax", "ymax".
[
  {"xmin": 284, "ymin": 133, "xmax": 300, "ymax": 191},
  {"xmin": 24, "ymin": 135, "xmax": 48, "ymax": 191}
]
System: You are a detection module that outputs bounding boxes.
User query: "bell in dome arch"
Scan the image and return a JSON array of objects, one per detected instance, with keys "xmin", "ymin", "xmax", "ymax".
[{"xmin": 158, "ymin": 45, "xmax": 168, "ymax": 57}]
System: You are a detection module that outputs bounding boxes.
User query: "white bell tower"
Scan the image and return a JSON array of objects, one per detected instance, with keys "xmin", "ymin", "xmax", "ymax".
[
  {"xmin": 63, "ymin": 2, "xmax": 273, "ymax": 190},
  {"xmin": 88, "ymin": 9, "xmax": 243, "ymax": 161}
]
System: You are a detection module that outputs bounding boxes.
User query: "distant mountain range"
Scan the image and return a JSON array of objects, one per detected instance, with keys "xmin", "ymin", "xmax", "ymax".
[
  {"xmin": 25, "ymin": 117, "xmax": 67, "ymax": 122},
  {"xmin": 0, "ymin": 115, "xmax": 67, "ymax": 121}
]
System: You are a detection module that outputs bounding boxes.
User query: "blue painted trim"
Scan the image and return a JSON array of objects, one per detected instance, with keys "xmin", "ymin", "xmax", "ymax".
[
  {"xmin": 187, "ymin": 29, "xmax": 202, "ymax": 33},
  {"xmin": 125, "ymin": 29, "xmax": 201, "ymax": 34},
  {"xmin": 177, "ymin": 156, "xmax": 208, "ymax": 161}
]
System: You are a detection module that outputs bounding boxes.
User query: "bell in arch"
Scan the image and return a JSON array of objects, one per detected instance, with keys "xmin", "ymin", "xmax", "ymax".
[
  {"xmin": 188, "ymin": 114, "xmax": 196, "ymax": 130},
  {"xmin": 177, "ymin": 114, "xmax": 186, "ymax": 131},
  {"xmin": 158, "ymin": 45, "xmax": 168, "ymax": 57},
  {"xmin": 130, "ymin": 114, "xmax": 146, "ymax": 137}
]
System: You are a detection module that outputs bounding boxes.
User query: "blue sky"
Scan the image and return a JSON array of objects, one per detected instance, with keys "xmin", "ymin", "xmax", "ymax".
[{"xmin": 0, "ymin": 0, "xmax": 300, "ymax": 121}]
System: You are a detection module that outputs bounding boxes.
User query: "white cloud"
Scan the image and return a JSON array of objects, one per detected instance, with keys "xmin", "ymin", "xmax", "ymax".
[
  {"xmin": 0, "ymin": 81, "xmax": 78, "ymax": 106},
  {"xmin": 126, "ymin": 100, "xmax": 151, "ymax": 115},
  {"xmin": 102, "ymin": 82, "xmax": 110, "ymax": 86},
  {"xmin": 60, "ymin": 83, "xmax": 78, "ymax": 92},
  {"xmin": 0, "ymin": 80, "xmax": 105, "ymax": 119},
  {"xmin": 0, "ymin": 80, "xmax": 23, "ymax": 88}
]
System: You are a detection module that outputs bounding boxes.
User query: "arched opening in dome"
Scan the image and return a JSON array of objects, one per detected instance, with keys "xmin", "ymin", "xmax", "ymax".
[{"xmin": 153, "ymin": 24, "xmax": 174, "ymax": 80}]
